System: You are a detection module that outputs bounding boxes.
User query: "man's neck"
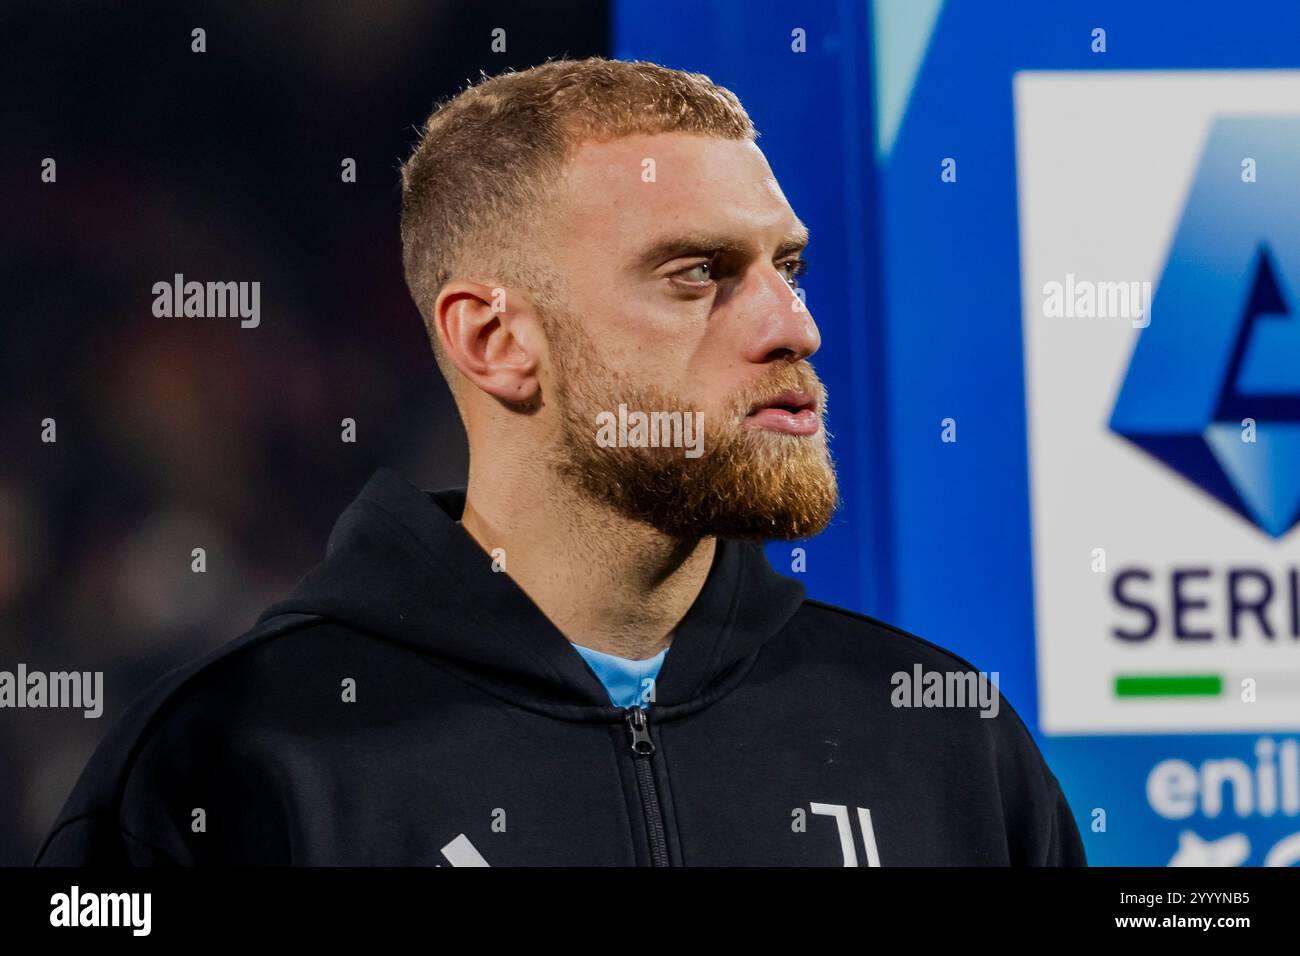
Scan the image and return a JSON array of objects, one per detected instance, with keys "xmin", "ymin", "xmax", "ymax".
[{"xmin": 458, "ymin": 467, "xmax": 716, "ymax": 661}]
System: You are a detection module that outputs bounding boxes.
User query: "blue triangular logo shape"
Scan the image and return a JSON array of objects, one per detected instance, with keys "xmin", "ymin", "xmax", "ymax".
[{"xmin": 1109, "ymin": 117, "xmax": 1300, "ymax": 539}]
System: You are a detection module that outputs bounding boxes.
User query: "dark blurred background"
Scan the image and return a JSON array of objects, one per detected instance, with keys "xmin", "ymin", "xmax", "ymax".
[{"xmin": 0, "ymin": 0, "xmax": 607, "ymax": 866}]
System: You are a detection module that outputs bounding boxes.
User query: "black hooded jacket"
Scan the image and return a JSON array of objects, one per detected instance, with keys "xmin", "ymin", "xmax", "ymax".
[{"xmin": 35, "ymin": 467, "xmax": 1086, "ymax": 866}]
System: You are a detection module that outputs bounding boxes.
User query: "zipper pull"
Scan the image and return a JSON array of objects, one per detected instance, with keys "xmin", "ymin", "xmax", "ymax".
[{"xmin": 624, "ymin": 705, "xmax": 655, "ymax": 756}]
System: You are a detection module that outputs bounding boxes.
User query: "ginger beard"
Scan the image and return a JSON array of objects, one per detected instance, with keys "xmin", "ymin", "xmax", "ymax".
[{"xmin": 541, "ymin": 302, "xmax": 840, "ymax": 540}]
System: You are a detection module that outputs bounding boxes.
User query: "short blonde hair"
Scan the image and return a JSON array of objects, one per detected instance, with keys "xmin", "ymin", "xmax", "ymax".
[{"xmin": 398, "ymin": 57, "xmax": 758, "ymax": 381}]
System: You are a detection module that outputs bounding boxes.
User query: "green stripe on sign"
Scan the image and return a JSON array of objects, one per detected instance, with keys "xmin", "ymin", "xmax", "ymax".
[{"xmin": 1115, "ymin": 675, "xmax": 1223, "ymax": 698}]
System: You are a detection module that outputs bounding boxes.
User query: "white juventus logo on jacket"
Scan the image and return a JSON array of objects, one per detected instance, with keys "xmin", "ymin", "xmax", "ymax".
[{"xmin": 810, "ymin": 803, "xmax": 881, "ymax": 866}]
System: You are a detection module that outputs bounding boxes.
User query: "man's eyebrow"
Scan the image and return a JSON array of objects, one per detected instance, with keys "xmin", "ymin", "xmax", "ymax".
[
  {"xmin": 775, "ymin": 222, "xmax": 811, "ymax": 257},
  {"xmin": 631, "ymin": 222, "xmax": 810, "ymax": 271}
]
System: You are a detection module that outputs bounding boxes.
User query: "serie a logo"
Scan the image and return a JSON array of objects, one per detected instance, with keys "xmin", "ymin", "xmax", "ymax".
[{"xmin": 1109, "ymin": 116, "xmax": 1300, "ymax": 540}]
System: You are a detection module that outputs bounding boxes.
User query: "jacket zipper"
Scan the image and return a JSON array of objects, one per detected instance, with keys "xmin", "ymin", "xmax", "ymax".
[{"xmin": 624, "ymin": 705, "xmax": 671, "ymax": 866}]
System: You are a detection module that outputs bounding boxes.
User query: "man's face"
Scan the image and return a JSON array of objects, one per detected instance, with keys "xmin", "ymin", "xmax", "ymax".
[{"xmin": 536, "ymin": 131, "xmax": 838, "ymax": 540}]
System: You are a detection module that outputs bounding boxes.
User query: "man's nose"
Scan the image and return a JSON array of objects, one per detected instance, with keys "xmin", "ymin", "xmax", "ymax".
[{"xmin": 740, "ymin": 265, "xmax": 822, "ymax": 364}]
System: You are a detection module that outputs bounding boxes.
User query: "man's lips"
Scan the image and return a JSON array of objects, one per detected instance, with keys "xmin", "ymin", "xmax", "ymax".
[{"xmin": 744, "ymin": 389, "xmax": 820, "ymax": 435}]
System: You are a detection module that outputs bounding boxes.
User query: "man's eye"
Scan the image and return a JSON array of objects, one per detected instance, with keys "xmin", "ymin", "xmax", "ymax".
[
  {"xmin": 677, "ymin": 261, "xmax": 713, "ymax": 283},
  {"xmin": 780, "ymin": 258, "xmax": 810, "ymax": 287}
]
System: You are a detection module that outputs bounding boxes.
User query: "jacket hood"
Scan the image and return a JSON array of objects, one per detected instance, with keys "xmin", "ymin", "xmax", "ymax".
[{"xmin": 256, "ymin": 467, "xmax": 807, "ymax": 722}]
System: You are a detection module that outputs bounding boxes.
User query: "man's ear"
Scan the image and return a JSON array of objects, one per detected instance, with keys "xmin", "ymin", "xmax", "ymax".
[{"xmin": 433, "ymin": 281, "xmax": 543, "ymax": 406}]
